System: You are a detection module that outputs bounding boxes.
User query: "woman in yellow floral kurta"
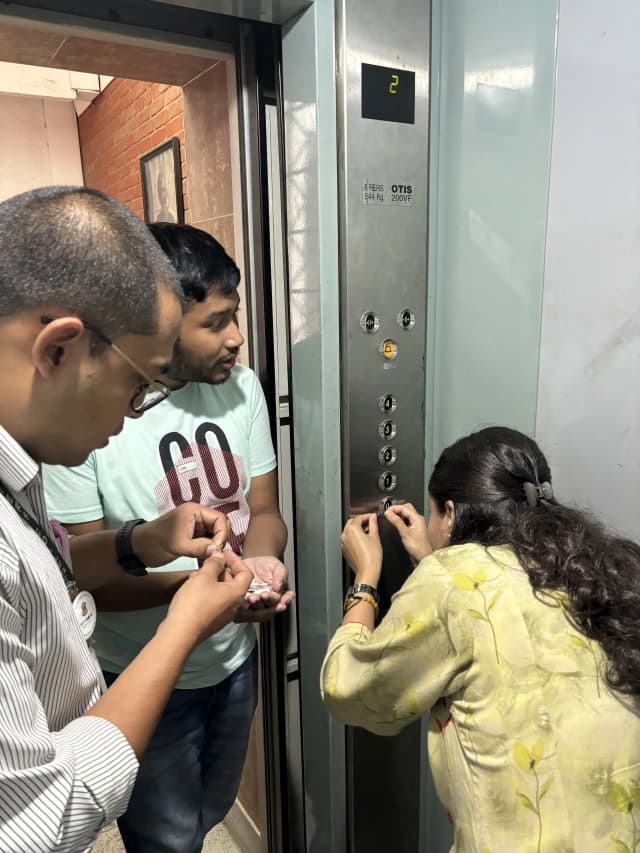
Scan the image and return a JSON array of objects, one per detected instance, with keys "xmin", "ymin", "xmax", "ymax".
[{"xmin": 321, "ymin": 427, "xmax": 640, "ymax": 852}]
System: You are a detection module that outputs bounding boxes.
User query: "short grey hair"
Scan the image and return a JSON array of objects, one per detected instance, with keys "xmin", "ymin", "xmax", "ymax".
[{"xmin": 0, "ymin": 186, "xmax": 182, "ymax": 340}]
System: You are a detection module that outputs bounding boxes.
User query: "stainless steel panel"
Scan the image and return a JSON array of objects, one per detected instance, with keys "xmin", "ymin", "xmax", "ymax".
[
  {"xmin": 336, "ymin": 2, "xmax": 442, "ymax": 852},
  {"xmin": 337, "ymin": 0, "xmax": 429, "ymax": 520}
]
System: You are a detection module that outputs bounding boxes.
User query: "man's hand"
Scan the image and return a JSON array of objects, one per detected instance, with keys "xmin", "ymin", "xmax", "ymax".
[
  {"xmin": 163, "ymin": 550, "xmax": 252, "ymax": 646},
  {"xmin": 233, "ymin": 555, "xmax": 295, "ymax": 623},
  {"xmin": 132, "ymin": 503, "xmax": 231, "ymax": 568}
]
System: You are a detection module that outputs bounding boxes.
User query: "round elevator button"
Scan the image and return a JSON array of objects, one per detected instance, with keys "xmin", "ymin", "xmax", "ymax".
[
  {"xmin": 380, "ymin": 339, "xmax": 398, "ymax": 360},
  {"xmin": 378, "ymin": 497, "xmax": 395, "ymax": 512},
  {"xmin": 378, "ymin": 472, "xmax": 397, "ymax": 492},
  {"xmin": 379, "ymin": 420, "xmax": 397, "ymax": 440},
  {"xmin": 378, "ymin": 445, "xmax": 397, "ymax": 466},
  {"xmin": 360, "ymin": 311, "xmax": 380, "ymax": 334},
  {"xmin": 397, "ymin": 309, "xmax": 416, "ymax": 331},
  {"xmin": 378, "ymin": 394, "xmax": 397, "ymax": 414}
]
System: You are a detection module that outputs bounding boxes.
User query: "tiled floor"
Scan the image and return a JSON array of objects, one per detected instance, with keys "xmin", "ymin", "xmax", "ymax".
[{"xmin": 93, "ymin": 821, "xmax": 242, "ymax": 852}]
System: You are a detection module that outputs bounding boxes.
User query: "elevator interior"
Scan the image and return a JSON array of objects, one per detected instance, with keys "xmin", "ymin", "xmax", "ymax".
[
  {"xmin": 0, "ymin": 1, "xmax": 506, "ymax": 851},
  {"xmin": 0, "ymin": 0, "xmax": 453, "ymax": 848}
]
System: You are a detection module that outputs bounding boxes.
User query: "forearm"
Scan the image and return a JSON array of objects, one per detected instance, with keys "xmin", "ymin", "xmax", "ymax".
[
  {"xmin": 85, "ymin": 619, "xmax": 195, "ymax": 759},
  {"xmin": 242, "ymin": 512, "xmax": 287, "ymax": 559},
  {"xmin": 92, "ymin": 571, "xmax": 191, "ymax": 610},
  {"xmin": 69, "ymin": 530, "xmax": 123, "ymax": 592},
  {"xmin": 341, "ymin": 597, "xmax": 377, "ymax": 629},
  {"xmin": 69, "ymin": 528, "xmax": 184, "ymax": 598}
]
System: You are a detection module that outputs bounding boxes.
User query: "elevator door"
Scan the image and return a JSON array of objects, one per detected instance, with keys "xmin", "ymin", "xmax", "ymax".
[{"xmin": 0, "ymin": 4, "xmax": 300, "ymax": 852}]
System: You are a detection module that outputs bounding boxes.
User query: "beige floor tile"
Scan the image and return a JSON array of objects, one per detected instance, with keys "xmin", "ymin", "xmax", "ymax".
[{"xmin": 93, "ymin": 821, "xmax": 242, "ymax": 852}]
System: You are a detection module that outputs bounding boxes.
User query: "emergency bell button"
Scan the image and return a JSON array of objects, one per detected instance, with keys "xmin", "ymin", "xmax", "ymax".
[
  {"xmin": 379, "ymin": 445, "xmax": 397, "ymax": 466},
  {"xmin": 397, "ymin": 309, "xmax": 416, "ymax": 331},
  {"xmin": 378, "ymin": 394, "xmax": 397, "ymax": 414},
  {"xmin": 360, "ymin": 311, "xmax": 380, "ymax": 334},
  {"xmin": 380, "ymin": 339, "xmax": 398, "ymax": 360},
  {"xmin": 378, "ymin": 471, "xmax": 397, "ymax": 492},
  {"xmin": 379, "ymin": 420, "xmax": 397, "ymax": 440}
]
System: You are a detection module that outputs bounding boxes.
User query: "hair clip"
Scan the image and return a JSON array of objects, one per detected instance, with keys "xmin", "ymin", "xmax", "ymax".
[{"xmin": 523, "ymin": 480, "xmax": 553, "ymax": 507}]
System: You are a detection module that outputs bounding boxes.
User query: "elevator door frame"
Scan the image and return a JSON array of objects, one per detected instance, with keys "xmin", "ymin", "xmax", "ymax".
[{"xmin": 0, "ymin": 3, "xmax": 302, "ymax": 851}]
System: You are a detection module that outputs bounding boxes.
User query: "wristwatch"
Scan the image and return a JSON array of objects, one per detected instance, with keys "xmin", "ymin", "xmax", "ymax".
[
  {"xmin": 115, "ymin": 518, "xmax": 148, "ymax": 576},
  {"xmin": 345, "ymin": 582, "xmax": 380, "ymax": 605}
]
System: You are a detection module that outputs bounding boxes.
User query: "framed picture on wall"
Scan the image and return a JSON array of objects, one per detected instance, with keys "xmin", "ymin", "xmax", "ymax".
[{"xmin": 140, "ymin": 137, "xmax": 184, "ymax": 224}]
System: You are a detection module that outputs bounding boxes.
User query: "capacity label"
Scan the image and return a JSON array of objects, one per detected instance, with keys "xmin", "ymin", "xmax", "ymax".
[{"xmin": 363, "ymin": 181, "xmax": 414, "ymax": 206}]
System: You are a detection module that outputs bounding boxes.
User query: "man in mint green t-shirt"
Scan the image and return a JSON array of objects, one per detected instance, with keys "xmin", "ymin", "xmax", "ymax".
[{"xmin": 44, "ymin": 224, "xmax": 292, "ymax": 853}]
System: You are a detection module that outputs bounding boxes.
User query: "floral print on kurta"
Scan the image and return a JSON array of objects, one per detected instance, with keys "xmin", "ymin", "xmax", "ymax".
[{"xmin": 321, "ymin": 544, "xmax": 640, "ymax": 852}]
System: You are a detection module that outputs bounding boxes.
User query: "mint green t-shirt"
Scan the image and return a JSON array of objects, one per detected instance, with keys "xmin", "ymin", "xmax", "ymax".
[{"xmin": 43, "ymin": 365, "xmax": 276, "ymax": 688}]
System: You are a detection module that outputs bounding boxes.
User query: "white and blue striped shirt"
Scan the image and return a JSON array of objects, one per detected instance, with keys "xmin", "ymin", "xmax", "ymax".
[{"xmin": 0, "ymin": 426, "xmax": 138, "ymax": 852}]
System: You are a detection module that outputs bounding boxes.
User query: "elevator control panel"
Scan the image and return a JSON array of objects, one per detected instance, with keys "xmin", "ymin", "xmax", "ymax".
[
  {"xmin": 338, "ymin": 28, "xmax": 428, "ymax": 520},
  {"xmin": 336, "ymin": 2, "xmax": 433, "ymax": 849}
]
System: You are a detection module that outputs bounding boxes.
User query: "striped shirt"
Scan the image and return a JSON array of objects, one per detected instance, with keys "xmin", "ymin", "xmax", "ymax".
[{"xmin": 0, "ymin": 426, "xmax": 138, "ymax": 852}]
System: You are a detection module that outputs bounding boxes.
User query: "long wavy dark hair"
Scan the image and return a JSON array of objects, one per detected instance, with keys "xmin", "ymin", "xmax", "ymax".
[{"xmin": 429, "ymin": 426, "xmax": 640, "ymax": 695}]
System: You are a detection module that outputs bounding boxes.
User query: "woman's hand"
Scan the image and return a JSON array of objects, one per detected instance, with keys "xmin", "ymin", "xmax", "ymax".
[
  {"xmin": 384, "ymin": 502, "xmax": 432, "ymax": 565},
  {"xmin": 341, "ymin": 513, "xmax": 383, "ymax": 586}
]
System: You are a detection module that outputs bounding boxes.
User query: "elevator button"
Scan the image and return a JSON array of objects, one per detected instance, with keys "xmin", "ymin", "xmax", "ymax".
[
  {"xmin": 378, "ymin": 497, "xmax": 395, "ymax": 512},
  {"xmin": 378, "ymin": 394, "xmax": 397, "ymax": 414},
  {"xmin": 397, "ymin": 309, "xmax": 416, "ymax": 331},
  {"xmin": 380, "ymin": 339, "xmax": 398, "ymax": 360},
  {"xmin": 360, "ymin": 311, "xmax": 380, "ymax": 334},
  {"xmin": 379, "ymin": 445, "xmax": 397, "ymax": 466},
  {"xmin": 378, "ymin": 471, "xmax": 397, "ymax": 492},
  {"xmin": 379, "ymin": 420, "xmax": 397, "ymax": 440}
]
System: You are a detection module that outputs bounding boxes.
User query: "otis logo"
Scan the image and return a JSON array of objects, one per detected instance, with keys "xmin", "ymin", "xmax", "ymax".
[{"xmin": 391, "ymin": 184, "xmax": 413, "ymax": 203}]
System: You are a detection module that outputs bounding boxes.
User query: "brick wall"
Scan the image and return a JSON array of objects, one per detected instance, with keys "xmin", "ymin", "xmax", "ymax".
[{"xmin": 78, "ymin": 78, "xmax": 188, "ymax": 221}]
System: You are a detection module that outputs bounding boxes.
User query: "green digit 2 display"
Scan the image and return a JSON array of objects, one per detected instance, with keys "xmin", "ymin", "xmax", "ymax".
[{"xmin": 361, "ymin": 63, "xmax": 416, "ymax": 124}]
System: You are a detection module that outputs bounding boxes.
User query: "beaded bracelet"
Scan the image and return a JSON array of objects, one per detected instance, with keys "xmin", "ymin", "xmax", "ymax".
[{"xmin": 343, "ymin": 592, "xmax": 380, "ymax": 620}]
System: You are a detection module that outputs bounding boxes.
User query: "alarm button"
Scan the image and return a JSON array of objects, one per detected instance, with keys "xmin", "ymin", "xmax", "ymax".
[{"xmin": 380, "ymin": 339, "xmax": 398, "ymax": 360}]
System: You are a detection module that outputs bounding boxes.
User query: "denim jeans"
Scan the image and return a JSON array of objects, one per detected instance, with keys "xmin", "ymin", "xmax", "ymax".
[{"xmin": 104, "ymin": 645, "xmax": 258, "ymax": 853}]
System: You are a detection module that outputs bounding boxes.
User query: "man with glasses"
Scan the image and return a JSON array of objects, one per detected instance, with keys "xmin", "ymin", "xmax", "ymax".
[
  {"xmin": 41, "ymin": 315, "xmax": 172, "ymax": 413},
  {"xmin": 0, "ymin": 186, "xmax": 254, "ymax": 853},
  {"xmin": 44, "ymin": 223, "xmax": 293, "ymax": 853}
]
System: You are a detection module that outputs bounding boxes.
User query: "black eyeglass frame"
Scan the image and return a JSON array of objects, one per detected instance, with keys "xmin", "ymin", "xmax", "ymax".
[{"xmin": 40, "ymin": 315, "xmax": 171, "ymax": 414}]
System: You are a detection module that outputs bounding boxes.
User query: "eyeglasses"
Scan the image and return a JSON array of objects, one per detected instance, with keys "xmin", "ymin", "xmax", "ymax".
[{"xmin": 41, "ymin": 315, "xmax": 171, "ymax": 414}]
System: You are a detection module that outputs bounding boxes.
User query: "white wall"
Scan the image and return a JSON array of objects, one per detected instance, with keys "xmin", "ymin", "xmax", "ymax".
[
  {"xmin": 0, "ymin": 94, "xmax": 83, "ymax": 201},
  {"xmin": 0, "ymin": 63, "xmax": 102, "ymax": 202},
  {"xmin": 536, "ymin": 0, "xmax": 640, "ymax": 536}
]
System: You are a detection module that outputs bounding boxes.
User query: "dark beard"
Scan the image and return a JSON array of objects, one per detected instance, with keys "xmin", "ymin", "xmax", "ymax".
[{"xmin": 167, "ymin": 340, "xmax": 228, "ymax": 385}]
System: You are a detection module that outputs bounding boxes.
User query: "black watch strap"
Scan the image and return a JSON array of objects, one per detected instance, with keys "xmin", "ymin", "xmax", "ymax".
[
  {"xmin": 115, "ymin": 518, "xmax": 147, "ymax": 576},
  {"xmin": 346, "ymin": 583, "xmax": 380, "ymax": 605}
]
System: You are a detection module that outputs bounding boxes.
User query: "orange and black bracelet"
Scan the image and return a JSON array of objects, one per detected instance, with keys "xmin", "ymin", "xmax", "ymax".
[{"xmin": 343, "ymin": 591, "xmax": 380, "ymax": 620}]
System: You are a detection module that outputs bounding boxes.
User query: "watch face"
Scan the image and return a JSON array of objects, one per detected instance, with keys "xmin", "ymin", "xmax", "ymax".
[{"xmin": 353, "ymin": 583, "xmax": 380, "ymax": 601}]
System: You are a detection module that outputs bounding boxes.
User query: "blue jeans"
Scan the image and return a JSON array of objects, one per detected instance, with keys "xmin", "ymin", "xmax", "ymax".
[{"xmin": 104, "ymin": 646, "xmax": 258, "ymax": 853}]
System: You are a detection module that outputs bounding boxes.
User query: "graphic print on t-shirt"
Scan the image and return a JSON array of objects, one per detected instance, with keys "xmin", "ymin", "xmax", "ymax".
[{"xmin": 154, "ymin": 422, "xmax": 250, "ymax": 552}]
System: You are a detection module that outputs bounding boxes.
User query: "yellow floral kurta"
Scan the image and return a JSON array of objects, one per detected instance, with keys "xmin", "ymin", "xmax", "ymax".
[{"xmin": 321, "ymin": 544, "xmax": 640, "ymax": 852}]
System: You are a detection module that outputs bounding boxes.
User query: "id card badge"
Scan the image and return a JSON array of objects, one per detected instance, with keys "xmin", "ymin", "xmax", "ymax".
[{"xmin": 72, "ymin": 590, "xmax": 97, "ymax": 640}]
